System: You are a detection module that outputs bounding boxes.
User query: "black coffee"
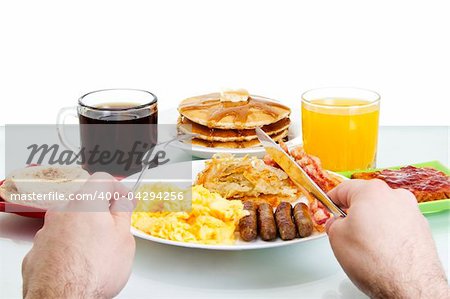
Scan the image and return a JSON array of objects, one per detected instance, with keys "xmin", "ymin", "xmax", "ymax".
[{"xmin": 79, "ymin": 102, "xmax": 158, "ymax": 177}]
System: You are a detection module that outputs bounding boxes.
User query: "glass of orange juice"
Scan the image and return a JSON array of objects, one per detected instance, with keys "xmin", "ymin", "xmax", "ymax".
[{"xmin": 301, "ymin": 87, "xmax": 380, "ymax": 172}]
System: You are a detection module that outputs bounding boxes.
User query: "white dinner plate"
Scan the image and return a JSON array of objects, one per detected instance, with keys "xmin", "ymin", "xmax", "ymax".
[
  {"xmin": 159, "ymin": 108, "xmax": 302, "ymax": 159},
  {"xmin": 123, "ymin": 160, "xmax": 346, "ymax": 250}
]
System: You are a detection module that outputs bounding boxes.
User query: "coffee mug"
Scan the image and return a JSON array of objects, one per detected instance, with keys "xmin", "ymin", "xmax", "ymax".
[{"xmin": 57, "ymin": 89, "xmax": 158, "ymax": 177}]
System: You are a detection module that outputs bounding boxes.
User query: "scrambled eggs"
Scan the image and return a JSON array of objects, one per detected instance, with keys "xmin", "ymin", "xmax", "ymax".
[{"xmin": 131, "ymin": 185, "xmax": 247, "ymax": 245}]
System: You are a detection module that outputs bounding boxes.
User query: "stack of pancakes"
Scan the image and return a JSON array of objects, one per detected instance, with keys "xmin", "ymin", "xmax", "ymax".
[{"xmin": 177, "ymin": 92, "xmax": 291, "ymax": 148}]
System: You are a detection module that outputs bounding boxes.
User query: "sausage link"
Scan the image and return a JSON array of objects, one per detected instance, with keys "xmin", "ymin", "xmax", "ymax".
[
  {"xmin": 239, "ymin": 201, "xmax": 258, "ymax": 241},
  {"xmin": 274, "ymin": 202, "xmax": 297, "ymax": 240},
  {"xmin": 293, "ymin": 202, "xmax": 313, "ymax": 238},
  {"xmin": 257, "ymin": 203, "xmax": 277, "ymax": 241}
]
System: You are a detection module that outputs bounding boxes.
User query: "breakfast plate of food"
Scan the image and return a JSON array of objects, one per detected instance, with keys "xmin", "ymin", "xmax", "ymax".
[
  {"xmin": 338, "ymin": 161, "xmax": 450, "ymax": 214},
  {"xmin": 0, "ymin": 165, "xmax": 91, "ymax": 218},
  {"xmin": 124, "ymin": 144, "xmax": 346, "ymax": 250},
  {"xmin": 159, "ymin": 90, "xmax": 302, "ymax": 159}
]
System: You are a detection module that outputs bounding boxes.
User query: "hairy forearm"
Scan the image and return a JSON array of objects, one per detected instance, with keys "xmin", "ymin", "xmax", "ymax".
[
  {"xmin": 369, "ymin": 262, "xmax": 449, "ymax": 299},
  {"xmin": 373, "ymin": 280, "xmax": 449, "ymax": 299},
  {"xmin": 24, "ymin": 282, "xmax": 104, "ymax": 299},
  {"xmin": 23, "ymin": 246, "xmax": 105, "ymax": 299},
  {"xmin": 369, "ymin": 280, "xmax": 449, "ymax": 299}
]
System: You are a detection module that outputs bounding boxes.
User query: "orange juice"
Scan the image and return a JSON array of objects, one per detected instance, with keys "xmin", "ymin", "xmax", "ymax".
[{"xmin": 302, "ymin": 98, "xmax": 380, "ymax": 171}]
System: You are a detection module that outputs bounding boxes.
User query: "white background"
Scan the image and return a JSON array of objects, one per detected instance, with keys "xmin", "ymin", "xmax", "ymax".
[{"xmin": 0, "ymin": 0, "xmax": 449, "ymax": 125}]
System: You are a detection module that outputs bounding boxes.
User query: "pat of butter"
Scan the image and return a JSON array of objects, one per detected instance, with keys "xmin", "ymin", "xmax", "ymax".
[{"xmin": 220, "ymin": 89, "xmax": 249, "ymax": 103}]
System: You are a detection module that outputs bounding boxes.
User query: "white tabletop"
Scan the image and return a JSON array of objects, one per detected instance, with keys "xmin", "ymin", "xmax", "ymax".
[{"xmin": 0, "ymin": 126, "xmax": 449, "ymax": 299}]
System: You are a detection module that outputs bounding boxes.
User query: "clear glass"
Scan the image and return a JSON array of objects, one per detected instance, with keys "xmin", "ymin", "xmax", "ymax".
[
  {"xmin": 301, "ymin": 87, "xmax": 380, "ymax": 171},
  {"xmin": 78, "ymin": 88, "xmax": 157, "ymax": 120}
]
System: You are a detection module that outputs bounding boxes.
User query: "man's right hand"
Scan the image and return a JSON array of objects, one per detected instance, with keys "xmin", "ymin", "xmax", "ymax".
[{"xmin": 326, "ymin": 179, "xmax": 449, "ymax": 299}]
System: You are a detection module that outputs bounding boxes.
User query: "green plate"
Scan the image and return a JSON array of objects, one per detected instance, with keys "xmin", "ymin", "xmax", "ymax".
[{"xmin": 337, "ymin": 161, "xmax": 450, "ymax": 215}]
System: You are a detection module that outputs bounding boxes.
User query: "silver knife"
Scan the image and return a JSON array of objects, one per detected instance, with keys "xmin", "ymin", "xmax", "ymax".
[{"xmin": 255, "ymin": 127, "xmax": 346, "ymax": 218}]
